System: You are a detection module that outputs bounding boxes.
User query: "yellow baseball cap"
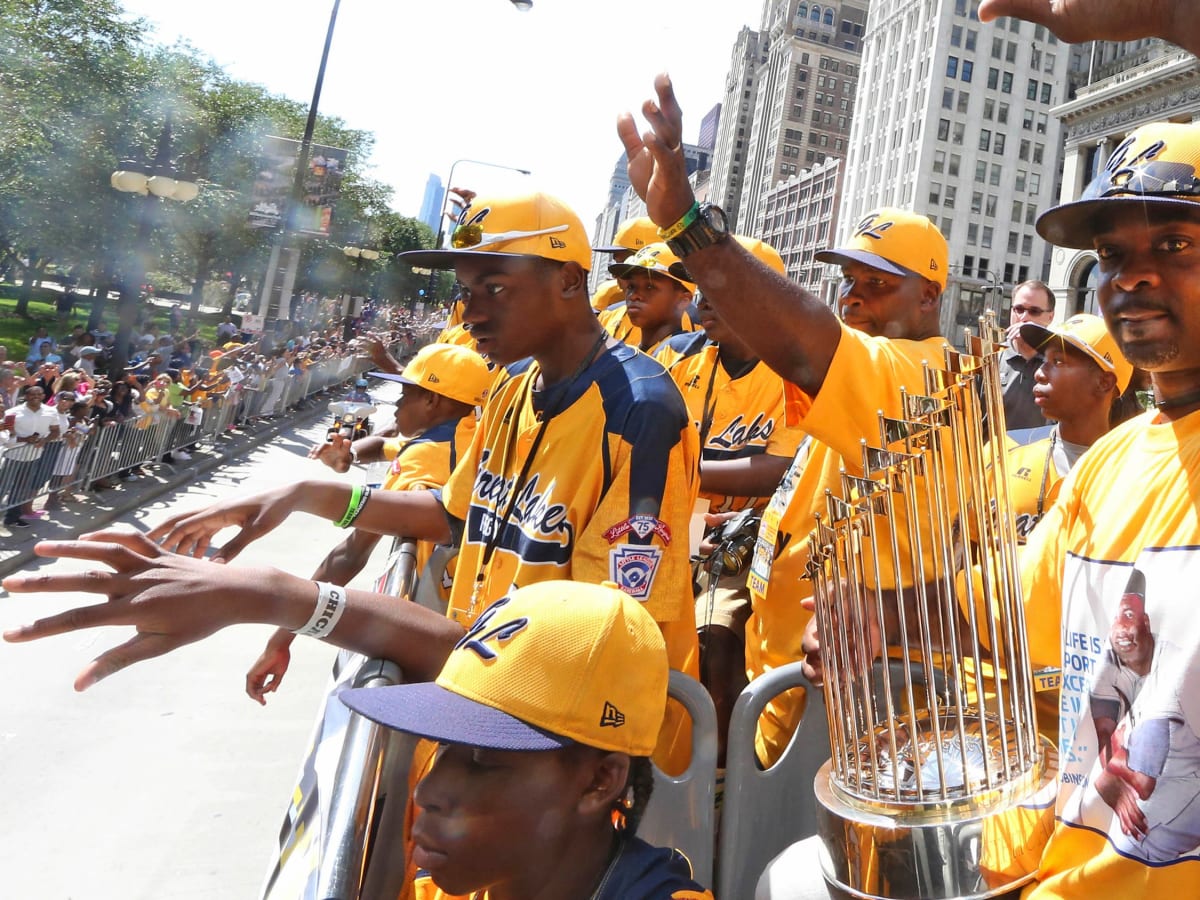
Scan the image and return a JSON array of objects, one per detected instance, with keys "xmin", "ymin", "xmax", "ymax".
[
  {"xmin": 816, "ymin": 207, "xmax": 949, "ymax": 290},
  {"xmin": 340, "ymin": 581, "xmax": 668, "ymax": 755},
  {"xmin": 594, "ymin": 216, "xmax": 659, "ymax": 254},
  {"xmin": 591, "ymin": 278, "xmax": 625, "ymax": 312},
  {"xmin": 735, "ymin": 235, "xmax": 786, "ymax": 276},
  {"xmin": 1019, "ymin": 313, "xmax": 1134, "ymax": 394},
  {"xmin": 1039, "ymin": 122, "xmax": 1200, "ymax": 249},
  {"xmin": 608, "ymin": 242, "xmax": 697, "ymax": 292},
  {"xmin": 400, "ymin": 191, "xmax": 592, "ymax": 271},
  {"xmin": 370, "ymin": 342, "xmax": 492, "ymax": 407}
]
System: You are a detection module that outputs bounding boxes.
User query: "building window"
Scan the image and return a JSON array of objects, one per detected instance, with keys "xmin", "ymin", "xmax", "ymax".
[
  {"xmin": 975, "ymin": 161, "xmax": 987, "ymax": 183},
  {"xmin": 1025, "ymin": 204, "xmax": 1038, "ymax": 225},
  {"xmin": 968, "ymin": 223, "xmax": 979, "ymax": 244},
  {"xmin": 987, "ymin": 68, "xmax": 1000, "ymax": 90},
  {"xmin": 994, "ymin": 132, "xmax": 1006, "ymax": 154},
  {"xmin": 997, "ymin": 102, "xmax": 1009, "ymax": 124},
  {"xmin": 938, "ymin": 118, "xmax": 951, "ymax": 140},
  {"xmin": 985, "ymin": 194, "xmax": 997, "ymax": 216},
  {"xmin": 947, "ymin": 56, "xmax": 959, "ymax": 78},
  {"xmin": 945, "ymin": 185, "xmax": 957, "ymax": 207},
  {"xmin": 957, "ymin": 91, "xmax": 970, "ymax": 113},
  {"xmin": 961, "ymin": 60, "xmax": 974, "ymax": 82},
  {"xmin": 990, "ymin": 164, "xmax": 1002, "ymax": 186},
  {"xmin": 1021, "ymin": 234, "xmax": 1033, "ymax": 256},
  {"xmin": 1011, "ymin": 200, "xmax": 1023, "ymax": 221},
  {"xmin": 983, "ymin": 97, "xmax": 995, "ymax": 119},
  {"xmin": 1036, "ymin": 112, "xmax": 1048, "ymax": 134},
  {"xmin": 979, "ymin": 128, "xmax": 992, "ymax": 152},
  {"xmin": 1030, "ymin": 172, "xmax": 1042, "ymax": 193},
  {"xmin": 982, "ymin": 226, "xmax": 993, "ymax": 249},
  {"xmin": 953, "ymin": 121, "xmax": 965, "ymax": 144},
  {"xmin": 1040, "ymin": 82, "xmax": 1052, "ymax": 103},
  {"xmin": 1019, "ymin": 138, "xmax": 1030, "ymax": 160},
  {"xmin": 991, "ymin": 36, "xmax": 1003, "ymax": 58},
  {"xmin": 965, "ymin": 29, "xmax": 977, "ymax": 50},
  {"xmin": 1001, "ymin": 71, "xmax": 1013, "ymax": 93},
  {"xmin": 951, "ymin": 24, "xmax": 962, "ymax": 46},
  {"xmin": 1008, "ymin": 231, "xmax": 1019, "ymax": 253},
  {"xmin": 1033, "ymin": 142, "xmax": 1045, "ymax": 164},
  {"xmin": 971, "ymin": 191, "xmax": 983, "ymax": 213},
  {"xmin": 1006, "ymin": 40, "xmax": 1018, "ymax": 62},
  {"xmin": 929, "ymin": 182, "xmax": 942, "ymax": 205},
  {"xmin": 1023, "ymin": 109, "xmax": 1035, "ymax": 130},
  {"xmin": 949, "ymin": 153, "xmax": 961, "ymax": 176}
]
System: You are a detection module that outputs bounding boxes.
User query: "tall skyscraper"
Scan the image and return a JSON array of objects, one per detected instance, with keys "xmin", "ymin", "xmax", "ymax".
[
  {"xmin": 418, "ymin": 174, "xmax": 445, "ymax": 235},
  {"xmin": 1047, "ymin": 39, "xmax": 1200, "ymax": 317},
  {"xmin": 698, "ymin": 104, "xmax": 722, "ymax": 152},
  {"xmin": 708, "ymin": 27, "xmax": 768, "ymax": 229},
  {"xmin": 838, "ymin": 1, "xmax": 1070, "ymax": 335}
]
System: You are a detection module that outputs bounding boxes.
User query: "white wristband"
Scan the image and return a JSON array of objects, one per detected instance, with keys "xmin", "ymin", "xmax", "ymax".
[{"xmin": 293, "ymin": 581, "xmax": 347, "ymax": 638}]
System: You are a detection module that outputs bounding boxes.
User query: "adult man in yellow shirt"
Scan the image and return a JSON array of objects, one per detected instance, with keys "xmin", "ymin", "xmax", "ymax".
[{"xmin": 619, "ymin": 77, "xmax": 953, "ymax": 768}]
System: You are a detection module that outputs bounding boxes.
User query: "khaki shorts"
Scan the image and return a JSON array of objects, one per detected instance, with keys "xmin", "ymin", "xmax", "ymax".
[{"xmin": 695, "ymin": 567, "xmax": 752, "ymax": 638}]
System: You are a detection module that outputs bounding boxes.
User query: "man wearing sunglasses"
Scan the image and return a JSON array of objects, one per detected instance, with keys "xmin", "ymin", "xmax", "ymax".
[{"xmin": 1001, "ymin": 280, "xmax": 1058, "ymax": 432}]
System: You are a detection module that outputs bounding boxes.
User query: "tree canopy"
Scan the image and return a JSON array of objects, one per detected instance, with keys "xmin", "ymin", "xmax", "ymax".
[{"xmin": 0, "ymin": 0, "xmax": 436, "ymax": 320}]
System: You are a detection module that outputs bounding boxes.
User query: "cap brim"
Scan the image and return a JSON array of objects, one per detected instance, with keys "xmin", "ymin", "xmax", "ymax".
[
  {"xmin": 1020, "ymin": 322, "xmax": 1113, "ymax": 375},
  {"xmin": 339, "ymin": 683, "xmax": 573, "ymax": 751},
  {"xmin": 399, "ymin": 248, "xmax": 586, "ymax": 271},
  {"xmin": 593, "ymin": 244, "xmax": 628, "ymax": 254},
  {"xmin": 368, "ymin": 370, "xmax": 416, "ymax": 386},
  {"xmin": 1037, "ymin": 195, "xmax": 1200, "ymax": 249},
  {"xmin": 814, "ymin": 248, "xmax": 921, "ymax": 280}
]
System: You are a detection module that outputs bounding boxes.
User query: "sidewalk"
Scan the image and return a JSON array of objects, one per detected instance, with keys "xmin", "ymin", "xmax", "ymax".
[{"xmin": 0, "ymin": 397, "xmax": 332, "ymax": 579}]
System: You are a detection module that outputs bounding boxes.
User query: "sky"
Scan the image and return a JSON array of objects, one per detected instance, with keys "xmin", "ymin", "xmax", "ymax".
[{"xmin": 117, "ymin": 0, "xmax": 763, "ymax": 234}]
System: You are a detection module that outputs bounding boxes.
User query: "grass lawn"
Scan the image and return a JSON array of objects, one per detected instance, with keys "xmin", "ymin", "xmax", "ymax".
[{"xmin": 0, "ymin": 291, "xmax": 223, "ymax": 367}]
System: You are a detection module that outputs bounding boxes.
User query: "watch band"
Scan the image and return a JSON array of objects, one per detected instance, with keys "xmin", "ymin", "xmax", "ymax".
[{"xmin": 666, "ymin": 203, "xmax": 729, "ymax": 258}]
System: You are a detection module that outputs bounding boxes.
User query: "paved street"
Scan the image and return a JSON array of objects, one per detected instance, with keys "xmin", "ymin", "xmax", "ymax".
[{"xmin": 0, "ymin": 391, "xmax": 398, "ymax": 898}]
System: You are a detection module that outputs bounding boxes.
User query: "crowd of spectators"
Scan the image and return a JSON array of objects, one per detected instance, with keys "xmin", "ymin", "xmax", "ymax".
[{"xmin": 0, "ymin": 302, "xmax": 444, "ymax": 531}]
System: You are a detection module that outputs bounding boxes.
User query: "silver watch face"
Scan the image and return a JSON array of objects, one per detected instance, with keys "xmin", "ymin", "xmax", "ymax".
[{"xmin": 704, "ymin": 204, "xmax": 728, "ymax": 234}]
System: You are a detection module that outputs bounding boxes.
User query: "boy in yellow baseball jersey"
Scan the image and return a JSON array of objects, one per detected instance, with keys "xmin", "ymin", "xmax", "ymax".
[
  {"xmin": 243, "ymin": 343, "xmax": 492, "ymax": 704},
  {"xmin": 605, "ymin": 243, "xmax": 696, "ymax": 354}
]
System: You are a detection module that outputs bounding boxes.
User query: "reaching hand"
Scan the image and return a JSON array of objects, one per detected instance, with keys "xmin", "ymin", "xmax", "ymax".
[
  {"xmin": 148, "ymin": 484, "xmax": 300, "ymax": 562},
  {"xmin": 1006, "ymin": 322, "xmax": 1039, "ymax": 360},
  {"xmin": 616, "ymin": 73, "xmax": 697, "ymax": 228},
  {"xmin": 308, "ymin": 433, "xmax": 354, "ymax": 473},
  {"xmin": 800, "ymin": 598, "xmax": 824, "ymax": 688},
  {"xmin": 1093, "ymin": 767, "xmax": 1149, "ymax": 840},
  {"xmin": 245, "ymin": 629, "xmax": 295, "ymax": 706},
  {"xmin": 978, "ymin": 0, "xmax": 1186, "ymax": 49},
  {"xmin": 2, "ymin": 529, "xmax": 266, "ymax": 691}
]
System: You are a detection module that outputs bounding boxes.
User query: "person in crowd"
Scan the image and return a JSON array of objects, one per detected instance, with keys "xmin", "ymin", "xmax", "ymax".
[
  {"xmin": 0, "ymin": 385, "xmax": 60, "ymax": 529},
  {"xmin": 1003, "ymin": 313, "xmax": 1134, "ymax": 546},
  {"xmin": 245, "ymin": 342, "xmax": 491, "ymax": 705},
  {"xmin": 2, "ymin": 191, "xmax": 700, "ymax": 777},
  {"xmin": 606, "ymin": 243, "xmax": 696, "ymax": 354},
  {"xmin": 1000, "ymin": 280, "xmax": 1058, "ymax": 432},
  {"xmin": 25, "ymin": 339, "xmax": 62, "ymax": 369},
  {"xmin": 341, "ymin": 580, "xmax": 713, "ymax": 900},
  {"xmin": 45, "ymin": 397, "xmax": 89, "ymax": 510},
  {"xmin": 345, "ymin": 378, "xmax": 373, "ymax": 405}
]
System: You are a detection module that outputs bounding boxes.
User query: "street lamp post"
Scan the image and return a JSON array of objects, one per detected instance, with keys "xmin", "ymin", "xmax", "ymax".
[
  {"xmin": 110, "ymin": 119, "xmax": 199, "ymax": 377},
  {"xmin": 425, "ymin": 158, "xmax": 532, "ymax": 302}
]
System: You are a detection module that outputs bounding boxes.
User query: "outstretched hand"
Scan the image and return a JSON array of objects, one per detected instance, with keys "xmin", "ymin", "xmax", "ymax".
[
  {"xmin": 148, "ymin": 484, "xmax": 298, "ymax": 563},
  {"xmin": 978, "ymin": 0, "xmax": 1186, "ymax": 49},
  {"xmin": 246, "ymin": 629, "xmax": 295, "ymax": 705},
  {"xmin": 616, "ymin": 73, "xmax": 696, "ymax": 228},
  {"xmin": 309, "ymin": 432, "xmax": 354, "ymax": 473},
  {"xmin": 2, "ymin": 529, "xmax": 266, "ymax": 691}
]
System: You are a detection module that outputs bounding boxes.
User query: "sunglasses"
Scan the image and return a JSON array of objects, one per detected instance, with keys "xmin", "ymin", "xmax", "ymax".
[
  {"xmin": 451, "ymin": 222, "xmax": 569, "ymax": 251},
  {"xmin": 1012, "ymin": 305, "xmax": 1050, "ymax": 317}
]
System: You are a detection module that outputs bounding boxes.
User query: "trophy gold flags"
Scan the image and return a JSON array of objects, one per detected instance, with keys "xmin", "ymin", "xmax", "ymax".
[{"xmin": 807, "ymin": 316, "xmax": 1057, "ymax": 899}]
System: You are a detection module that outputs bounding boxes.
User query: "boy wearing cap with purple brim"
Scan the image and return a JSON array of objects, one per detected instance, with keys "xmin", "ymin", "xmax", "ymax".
[
  {"xmin": 607, "ymin": 242, "xmax": 697, "ymax": 355},
  {"xmin": 341, "ymin": 580, "xmax": 712, "ymax": 900},
  {"xmin": 243, "ymin": 343, "xmax": 493, "ymax": 705}
]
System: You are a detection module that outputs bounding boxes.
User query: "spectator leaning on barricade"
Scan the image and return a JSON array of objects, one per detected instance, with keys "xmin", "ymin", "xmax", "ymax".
[
  {"xmin": 242, "ymin": 342, "xmax": 493, "ymax": 706},
  {"xmin": 1, "ymin": 385, "xmax": 60, "ymax": 529}
]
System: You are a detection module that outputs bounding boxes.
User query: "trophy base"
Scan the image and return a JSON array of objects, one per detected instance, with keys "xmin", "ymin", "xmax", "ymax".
[{"xmin": 814, "ymin": 739, "xmax": 1058, "ymax": 900}]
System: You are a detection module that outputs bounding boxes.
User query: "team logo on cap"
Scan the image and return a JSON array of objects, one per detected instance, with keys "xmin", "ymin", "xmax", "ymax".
[
  {"xmin": 609, "ymin": 545, "xmax": 663, "ymax": 600},
  {"xmin": 549, "ymin": 237, "xmax": 566, "ymax": 249},
  {"xmin": 600, "ymin": 701, "xmax": 626, "ymax": 728},
  {"xmin": 853, "ymin": 213, "xmax": 893, "ymax": 241},
  {"xmin": 454, "ymin": 596, "xmax": 529, "ymax": 661}
]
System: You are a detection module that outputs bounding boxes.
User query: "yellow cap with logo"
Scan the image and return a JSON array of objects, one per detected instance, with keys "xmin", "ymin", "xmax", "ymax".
[
  {"xmin": 594, "ymin": 216, "xmax": 660, "ymax": 255},
  {"xmin": 608, "ymin": 242, "xmax": 697, "ymax": 292},
  {"xmin": 591, "ymin": 278, "xmax": 625, "ymax": 312},
  {"xmin": 400, "ymin": 191, "xmax": 592, "ymax": 271},
  {"xmin": 1019, "ymin": 313, "xmax": 1134, "ymax": 394},
  {"xmin": 339, "ymin": 580, "xmax": 669, "ymax": 755},
  {"xmin": 370, "ymin": 342, "xmax": 492, "ymax": 407},
  {"xmin": 816, "ymin": 207, "xmax": 949, "ymax": 290},
  {"xmin": 1039, "ymin": 122, "xmax": 1200, "ymax": 249},
  {"xmin": 734, "ymin": 235, "xmax": 786, "ymax": 276}
]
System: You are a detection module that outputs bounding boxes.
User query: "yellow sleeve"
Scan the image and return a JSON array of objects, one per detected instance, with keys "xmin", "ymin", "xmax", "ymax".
[
  {"xmin": 441, "ymin": 403, "xmax": 490, "ymax": 522},
  {"xmin": 388, "ymin": 440, "xmax": 453, "ymax": 493},
  {"xmin": 1020, "ymin": 467, "xmax": 1073, "ymax": 673}
]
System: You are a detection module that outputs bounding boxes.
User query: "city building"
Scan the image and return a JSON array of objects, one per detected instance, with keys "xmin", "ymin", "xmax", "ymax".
[
  {"xmin": 759, "ymin": 156, "xmax": 843, "ymax": 295},
  {"xmin": 417, "ymin": 173, "xmax": 444, "ymax": 234},
  {"xmin": 837, "ymin": 0, "xmax": 1070, "ymax": 338},
  {"xmin": 698, "ymin": 104, "xmax": 722, "ymax": 153},
  {"xmin": 1046, "ymin": 39, "xmax": 1200, "ymax": 318},
  {"xmin": 708, "ymin": 27, "xmax": 768, "ymax": 229}
]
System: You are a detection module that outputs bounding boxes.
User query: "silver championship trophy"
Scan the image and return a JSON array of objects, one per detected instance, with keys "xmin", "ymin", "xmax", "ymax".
[{"xmin": 807, "ymin": 317, "xmax": 1058, "ymax": 899}]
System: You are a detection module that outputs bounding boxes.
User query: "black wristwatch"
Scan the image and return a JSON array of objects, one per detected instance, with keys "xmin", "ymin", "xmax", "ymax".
[{"xmin": 666, "ymin": 203, "xmax": 730, "ymax": 258}]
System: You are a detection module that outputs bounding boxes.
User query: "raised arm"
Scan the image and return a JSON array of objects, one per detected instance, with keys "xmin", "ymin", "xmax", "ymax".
[
  {"xmin": 617, "ymin": 74, "xmax": 843, "ymax": 396},
  {"xmin": 978, "ymin": 0, "xmax": 1200, "ymax": 55}
]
